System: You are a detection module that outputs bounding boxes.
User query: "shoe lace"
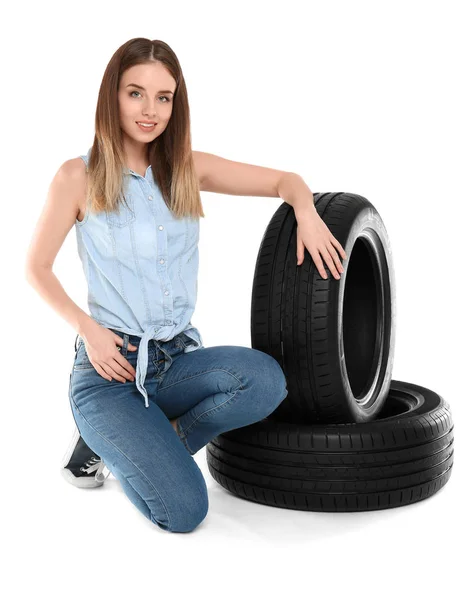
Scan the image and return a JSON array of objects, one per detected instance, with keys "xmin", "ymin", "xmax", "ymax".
[{"xmin": 80, "ymin": 456, "xmax": 111, "ymax": 482}]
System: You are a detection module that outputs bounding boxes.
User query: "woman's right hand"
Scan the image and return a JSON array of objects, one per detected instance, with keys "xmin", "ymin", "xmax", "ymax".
[{"xmin": 79, "ymin": 320, "xmax": 139, "ymax": 382}]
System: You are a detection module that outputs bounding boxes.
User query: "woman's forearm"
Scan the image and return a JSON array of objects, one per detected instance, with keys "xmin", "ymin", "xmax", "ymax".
[{"xmin": 26, "ymin": 267, "xmax": 94, "ymax": 336}]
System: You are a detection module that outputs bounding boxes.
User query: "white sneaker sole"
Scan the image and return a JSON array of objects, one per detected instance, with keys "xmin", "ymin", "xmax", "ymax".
[{"xmin": 60, "ymin": 426, "xmax": 110, "ymax": 489}]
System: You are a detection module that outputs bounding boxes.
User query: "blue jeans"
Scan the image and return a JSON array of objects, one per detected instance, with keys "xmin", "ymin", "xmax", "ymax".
[{"xmin": 68, "ymin": 327, "xmax": 288, "ymax": 533}]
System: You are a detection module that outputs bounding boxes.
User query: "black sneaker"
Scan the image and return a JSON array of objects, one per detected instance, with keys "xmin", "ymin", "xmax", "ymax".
[{"xmin": 61, "ymin": 426, "xmax": 110, "ymax": 488}]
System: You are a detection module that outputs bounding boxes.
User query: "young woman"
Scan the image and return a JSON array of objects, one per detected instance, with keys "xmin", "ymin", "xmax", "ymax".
[{"xmin": 25, "ymin": 38, "xmax": 346, "ymax": 533}]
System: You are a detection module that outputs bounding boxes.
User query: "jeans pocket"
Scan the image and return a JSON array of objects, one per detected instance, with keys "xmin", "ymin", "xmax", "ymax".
[{"xmin": 73, "ymin": 342, "xmax": 94, "ymax": 370}]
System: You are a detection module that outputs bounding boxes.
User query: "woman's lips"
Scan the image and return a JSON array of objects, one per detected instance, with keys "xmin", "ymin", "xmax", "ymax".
[{"xmin": 136, "ymin": 122, "xmax": 157, "ymax": 132}]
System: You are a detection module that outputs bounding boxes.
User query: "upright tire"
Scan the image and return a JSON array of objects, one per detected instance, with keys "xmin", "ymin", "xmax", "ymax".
[{"xmin": 251, "ymin": 192, "xmax": 396, "ymax": 424}]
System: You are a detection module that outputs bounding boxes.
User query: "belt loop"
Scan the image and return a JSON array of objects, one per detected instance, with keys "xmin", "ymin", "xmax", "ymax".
[
  {"xmin": 156, "ymin": 340, "xmax": 173, "ymax": 374},
  {"xmin": 122, "ymin": 333, "xmax": 129, "ymax": 357},
  {"xmin": 74, "ymin": 334, "xmax": 79, "ymax": 353}
]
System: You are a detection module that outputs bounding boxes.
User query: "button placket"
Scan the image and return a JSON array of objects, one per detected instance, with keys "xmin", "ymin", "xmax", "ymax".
[
  {"xmin": 153, "ymin": 210, "xmax": 173, "ymax": 328},
  {"xmin": 134, "ymin": 175, "xmax": 175, "ymax": 339}
]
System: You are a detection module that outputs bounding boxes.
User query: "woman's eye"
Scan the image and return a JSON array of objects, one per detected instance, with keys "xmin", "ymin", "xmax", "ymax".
[{"xmin": 129, "ymin": 91, "xmax": 170, "ymax": 103}]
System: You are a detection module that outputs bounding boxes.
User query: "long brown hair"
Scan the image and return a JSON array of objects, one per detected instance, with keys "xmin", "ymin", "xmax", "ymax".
[{"xmin": 85, "ymin": 38, "xmax": 205, "ymax": 220}]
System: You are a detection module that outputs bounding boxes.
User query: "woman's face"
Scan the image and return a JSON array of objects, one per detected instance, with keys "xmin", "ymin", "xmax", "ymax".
[{"xmin": 118, "ymin": 62, "xmax": 176, "ymax": 149}]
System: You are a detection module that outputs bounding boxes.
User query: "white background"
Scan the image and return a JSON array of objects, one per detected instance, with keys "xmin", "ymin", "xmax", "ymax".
[{"xmin": 3, "ymin": 0, "xmax": 463, "ymax": 598}]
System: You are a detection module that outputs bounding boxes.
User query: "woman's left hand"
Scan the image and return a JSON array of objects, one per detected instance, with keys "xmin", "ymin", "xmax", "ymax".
[{"xmin": 295, "ymin": 209, "xmax": 347, "ymax": 280}]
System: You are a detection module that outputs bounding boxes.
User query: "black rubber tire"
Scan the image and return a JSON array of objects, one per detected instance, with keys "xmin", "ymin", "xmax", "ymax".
[
  {"xmin": 251, "ymin": 192, "xmax": 396, "ymax": 424},
  {"xmin": 206, "ymin": 380, "xmax": 454, "ymax": 512}
]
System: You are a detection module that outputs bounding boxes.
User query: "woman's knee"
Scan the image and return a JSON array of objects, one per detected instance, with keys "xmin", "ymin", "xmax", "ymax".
[
  {"xmin": 235, "ymin": 347, "xmax": 288, "ymax": 410},
  {"xmin": 157, "ymin": 490, "xmax": 209, "ymax": 533},
  {"xmin": 253, "ymin": 348, "xmax": 287, "ymax": 391},
  {"xmin": 148, "ymin": 470, "xmax": 209, "ymax": 533}
]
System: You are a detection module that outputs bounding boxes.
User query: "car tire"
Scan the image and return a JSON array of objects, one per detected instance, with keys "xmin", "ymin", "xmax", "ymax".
[
  {"xmin": 251, "ymin": 192, "xmax": 396, "ymax": 424},
  {"xmin": 206, "ymin": 380, "xmax": 454, "ymax": 511}
]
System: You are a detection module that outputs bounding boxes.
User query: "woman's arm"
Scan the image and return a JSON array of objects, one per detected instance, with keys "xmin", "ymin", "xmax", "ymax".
[{"xmin": 25, "ymin": 159, "xmax": 94, "ymax": 336}]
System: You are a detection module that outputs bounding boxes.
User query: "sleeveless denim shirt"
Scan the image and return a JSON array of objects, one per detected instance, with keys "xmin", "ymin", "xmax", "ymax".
[{"xmin": 74, "ymin": 147, "xmax": 203, "ymax": 408}]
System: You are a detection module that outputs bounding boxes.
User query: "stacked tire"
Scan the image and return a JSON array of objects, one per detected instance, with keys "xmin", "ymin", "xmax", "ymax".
[{"xmin": 205, "ymin": 192, "xmax": 454, "ymax": 511}]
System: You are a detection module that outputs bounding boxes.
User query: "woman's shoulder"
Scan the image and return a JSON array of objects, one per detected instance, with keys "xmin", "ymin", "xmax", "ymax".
[
  {"xmin": 72, "ymin": 147, "xmax": 91, "ymax": 172},
  {"xmin": 56, "ymin": 158, "xmax": 88, "ymax": 223},
  {"xmin": 60, "ymin": 157, "xmax": 88, "ymax": 183}
]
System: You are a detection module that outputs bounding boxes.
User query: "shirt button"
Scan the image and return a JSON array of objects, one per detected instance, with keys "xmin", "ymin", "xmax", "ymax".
[
  {"xmin": 158, "ymin": 225, "xmax": 164, "ymax": 230},
  {"xmin": 159, "ymin": 258, "xmax": 165, "ymax": 264},
  {"xmin": 148, "ymin": 195, "xmax": 153, "ymax": 200},
  {"xmin": 164, "ymin": 291, "xmax": 169, "ymax": 296}
]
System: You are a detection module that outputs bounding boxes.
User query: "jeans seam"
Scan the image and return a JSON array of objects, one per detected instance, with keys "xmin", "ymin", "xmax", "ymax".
[
  {"xmin": 68, "ymin": 383, "xmax": 172, "ymax": 530},
  {"xmin": 180, "ymin": 388, "xmax": 241, "ymax": 437},
  {"xmin": 159, "ymin": 368, "xmax": 244, "ymax": 393},
  {"xmin": 177, "ymin": 422, "xmax": 195, "ymax": 455}
]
